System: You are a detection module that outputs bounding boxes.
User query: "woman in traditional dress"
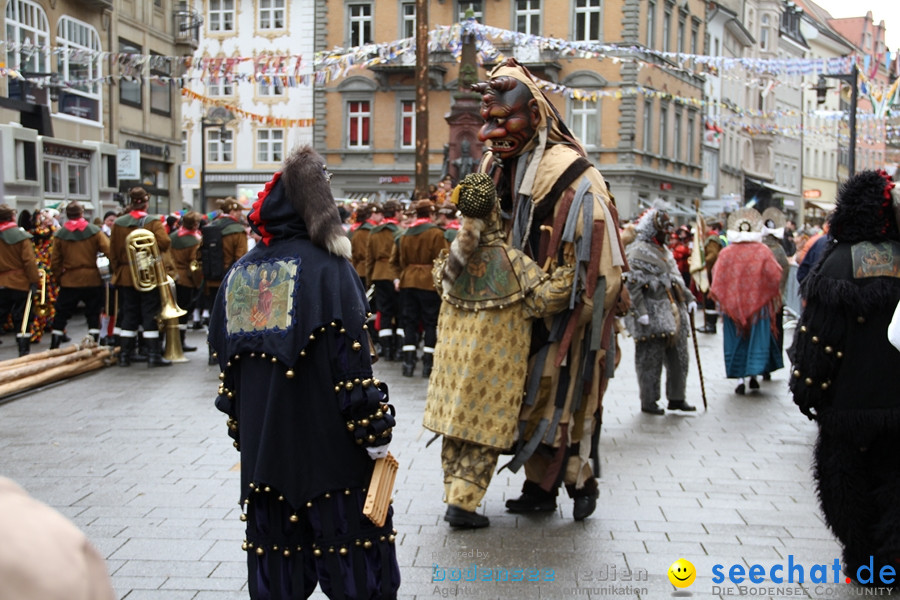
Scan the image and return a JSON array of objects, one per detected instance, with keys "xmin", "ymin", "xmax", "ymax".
[{"xmin": 710, "ymin": 208, "xmax": 784, "ymax": 394}]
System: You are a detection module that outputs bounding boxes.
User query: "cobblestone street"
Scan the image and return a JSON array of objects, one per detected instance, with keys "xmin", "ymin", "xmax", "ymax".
[{"xmin": 0, "ymin": 318, "xmax": 881, "ymax": 599}]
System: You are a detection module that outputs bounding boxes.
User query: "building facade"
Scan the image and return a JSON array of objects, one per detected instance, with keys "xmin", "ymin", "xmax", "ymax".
[
  {"xmin": 765, "ymin": 0, "xmax": 806, "ymax": 218},
  {"xmin": 182, "ymin": 0, "xmax": 315, "ymax": 213},
  {"xmin": 0, "ymin": 0, "xmax": 196, "ymax": 218},
  {"xmin": 826, "ymin": 10, "xmax": 891, "ymax": 175},
  {"xmin": 315, "ymin": 0, "xmax": 707, "ymax": 221},
  {"xmin": 703, "ymin": 0, "xmax": 754, "ymax": 216},
  {"xmin": 795, "ymin": 0, "xmax": 855, "ymax": 224}
]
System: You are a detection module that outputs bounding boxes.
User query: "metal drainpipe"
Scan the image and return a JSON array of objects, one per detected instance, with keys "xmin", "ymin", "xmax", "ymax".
[{"xmin": 107, "ymin": 9, "xmax": 115, "ymax": 146}]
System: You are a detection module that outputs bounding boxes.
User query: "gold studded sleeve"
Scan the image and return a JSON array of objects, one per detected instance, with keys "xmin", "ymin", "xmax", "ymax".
[{"xmin": 331, "ymin": 326, "xmax": 396, "ymax": 450}]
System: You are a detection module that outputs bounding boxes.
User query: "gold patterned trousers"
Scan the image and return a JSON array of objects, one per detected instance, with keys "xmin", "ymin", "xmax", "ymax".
[{"xmin": 441, "ymin": 437, "xmax": 501, "ymax": 512}]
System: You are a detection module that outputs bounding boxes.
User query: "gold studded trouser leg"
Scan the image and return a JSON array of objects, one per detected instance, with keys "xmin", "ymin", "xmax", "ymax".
[
  {"xmin": 441, "ymin": 437, "xmax": 500, "ymax": 512},
  {"xmin": 245, "ymin": 488, "xmax": 400, "ymax": 599}
]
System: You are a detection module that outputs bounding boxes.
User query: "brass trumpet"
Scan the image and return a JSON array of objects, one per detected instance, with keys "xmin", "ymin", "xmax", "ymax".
[{"xmin": 33, "ymin": 270, "xmax": 51, "ymax": 317}]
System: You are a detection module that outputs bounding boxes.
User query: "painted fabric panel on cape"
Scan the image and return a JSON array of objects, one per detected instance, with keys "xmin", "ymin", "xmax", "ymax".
[
  {"xmin": 451, "ymin": 246, "xmax": 522, "ymax": 303},
  {"xmin": 851, "ymin": 241, "xmax": 900, "ymax": 279},
  {"xmin": 224, "ymin": 259, "xmax": 298, "ymax": 333}
]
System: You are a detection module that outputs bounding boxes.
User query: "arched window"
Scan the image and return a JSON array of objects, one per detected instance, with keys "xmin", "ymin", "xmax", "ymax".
[
  {"xmin": 563, "ymin": 71, "xmax": 606, "ymax": 149},
  {"xmin": 5, "ymin": 0, "xmax": 50, "ymax": 103},
  {"xmin": 57, "ymin": 16, "xmax": 102, "ymax": 121}
]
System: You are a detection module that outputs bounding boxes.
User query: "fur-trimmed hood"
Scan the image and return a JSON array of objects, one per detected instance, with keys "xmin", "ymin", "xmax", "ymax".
[{"xmin": 249, "ymin": 146, "xmax": 351, "ymax": 259}]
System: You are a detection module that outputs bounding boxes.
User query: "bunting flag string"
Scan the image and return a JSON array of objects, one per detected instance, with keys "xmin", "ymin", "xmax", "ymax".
[
  {"xmin": 181, "ymin": 88, "xmax": 314, "ymax": 128},
  {"xmin": 1, "ymin": 63, "xmax": 890, "ymax": 140},
  {"xmin": 2, "ymin": 20, "xmax": 897, "ymax": 134},
  {"xmin": 3, "ymin": 20, "xmax": 898, "ymax": 97}
]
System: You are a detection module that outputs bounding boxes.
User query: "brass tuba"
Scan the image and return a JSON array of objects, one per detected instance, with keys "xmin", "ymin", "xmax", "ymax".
[{"xmin": 125, "ymin": 228, "xmax": 186, "ymax": 322}]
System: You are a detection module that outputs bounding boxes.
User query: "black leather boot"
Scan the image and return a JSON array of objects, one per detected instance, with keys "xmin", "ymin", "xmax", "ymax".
[
  {"xmin": 118, "ymin": 337, "xmax": 134, "ymax": 367},
  {"xmin": 391, "ymin": 333, "xmax": 403, "ymax": 361},
  {"xmin": 50, "ymin": 333, "xmax": 63, "ymax": 350},
  {"xmin": 698, "ymin": 313, "xmax": 718, "ymax": 333},
  {"xmin": 131, "ymin": 334, "xmax": 148, "ymax": 362},
  {"xmin": 641, "ymin": 402, "xmax": 665, "ymax": 415},
  {"xmin": 378, "ymin": 332, "xmax": 392, "ymax": 360},
  {"xmin": 444, "ymin": 505, "xmax": 489, "ymax": 529},
  {"xmin": 180, "ymin": 330, "xmax": 197, "ymax": 352},
  {"xmin": 401, "ymin": 351, "xmax": 416, "ymax": 377},
  {"xmin": 421, "ymin": 354, "xmax": 433, "ymax": 379},
  {"xmin": 505, "ymin": 480, "xmax": 558, "ymax": 513},
  {"xmin": 146, "ymin": 338, "xmax": 172, "ymax": 367},
  {"xmin": 667, "ymin": 400, "xmax": 697, "ymax": 412},
  {"xmin": 567, "ymin": 479, "xmax": 599, "ymax": 521},
  {"xmin": 17, "ymin": 335, "xmax": 30, "ymax": 357}
]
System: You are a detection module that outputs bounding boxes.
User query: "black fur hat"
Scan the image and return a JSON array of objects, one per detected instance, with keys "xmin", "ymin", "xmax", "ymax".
[{"xmin": 828, "ymin": 170, "xmax": 899, "ymax": 244}]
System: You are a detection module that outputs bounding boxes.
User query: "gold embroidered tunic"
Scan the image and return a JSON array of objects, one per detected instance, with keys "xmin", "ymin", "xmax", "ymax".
[{"xmin": 423, "ymin": 233, "xmax": 574, "ymax": 450}]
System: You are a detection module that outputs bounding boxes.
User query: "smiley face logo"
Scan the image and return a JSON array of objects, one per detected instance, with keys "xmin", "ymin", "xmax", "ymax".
[{"xmin": 668, "ymin": 558, "xmax": 696, "ymax": 588}]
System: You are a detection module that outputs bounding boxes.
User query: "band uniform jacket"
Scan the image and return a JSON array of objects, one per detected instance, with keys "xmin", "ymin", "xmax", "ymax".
[
  {"xmin": 51, "ymin": 224, "xmax": 111, "ymax": 288},
  {"xmin": 109, "ymin": 213, "xmax": 170, "ymax": 289},
  {"xmin": 205, "ymin": 215, "xmax": 248, "ymax": 291},
  {"xmin": 350, "ymin": 222, "xmax": 373, "ymax": 282},
  {"xmin": 391, "ymin": 222, "xmax": 447, "ymax": 291},
  {"xmin": 0, "ymin": 226, "xmax": 40, "ymax": 291},
  {"xmin": 365, "ymin": 222, "xmax": 401, "ymax": 283},
  {"xmin": 169, "ymin": 231, "xmax": 203, "ymax": 288}
]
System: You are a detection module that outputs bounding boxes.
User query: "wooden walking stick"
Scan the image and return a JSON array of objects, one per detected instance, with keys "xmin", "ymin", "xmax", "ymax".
[{"xmin": 689, "ymin": 309, "xmax": 708, "ymax": 411}]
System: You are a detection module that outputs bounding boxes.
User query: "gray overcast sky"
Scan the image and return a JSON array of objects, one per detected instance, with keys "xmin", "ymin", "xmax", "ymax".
[{"xmin": 810, "ymin": 0, "xmax": 900, "ymax": 52}]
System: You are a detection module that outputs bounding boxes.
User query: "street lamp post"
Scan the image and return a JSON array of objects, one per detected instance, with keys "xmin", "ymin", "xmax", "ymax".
[
  {"xmin": 198, "ymin": 107, "xmax": 234, "ymax": 213},
  {"xmin": 199, "ymin": 117, "xmax": 228, "ymax": 213},
  {"xmin": 817, "ymin": 62, "xmax": 859, "ymax": 177}
]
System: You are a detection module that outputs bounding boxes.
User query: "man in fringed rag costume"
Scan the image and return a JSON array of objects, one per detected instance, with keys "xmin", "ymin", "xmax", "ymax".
[
  {"xmin": 709, "ymin": 208, "xmax": 783, "ymax": 395},
  {"xmin": 423, "ymin": 173, "xmax": 576, "ymax": 529},
  {"xmin": 473, "ymin": 58, "xmax": 627, "ymax": 521},
  {"xmin": 621, "ymin": 206, "xmax": 697, "ymax": 415},
  {"xmin": 209, "ymin": 146, "xmax": 401, "ymax": 600},
  {"xmin": 790, "ymin": 170, "xmax": 900, "ymax": 583}
]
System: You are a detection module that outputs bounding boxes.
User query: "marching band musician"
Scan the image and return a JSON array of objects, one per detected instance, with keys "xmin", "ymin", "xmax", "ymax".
[
  {"xmin": 48, "ymin": 201, "xmax": 111, "ymax": 348},
  {"xmin": 109, "ymin": 187, "xmax": 172, "ymax": 368},
  {"xmin": 365, "ymin": 200, "xmax": 404, "ymax": 361},
  {"xmin": 169, "ymin": 212, "xmax": 204, "ymax": 353},
  {"xmin": 349, "ymin": 203, "xmax": 374, "ymax": 289},
  {"xmin": 391, "ymin": 199, "xmax": 447, "ymax": 378},
  {"xmin": 0, "ymin": 204, "xmax": 40, "ymax": 356}
]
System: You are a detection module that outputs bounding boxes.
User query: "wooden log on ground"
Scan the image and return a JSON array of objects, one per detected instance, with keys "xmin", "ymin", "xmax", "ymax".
[
  {"xmin": 0, "ymin": 345, "xmax": 79, "ymax": 371},
  {"xmin": 0, "ymin": 348, "xmax": 101, "ymax": 383},
  {"xmin": 0, "ymin": 349, "xmax": 112, "ymax": 399}
]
